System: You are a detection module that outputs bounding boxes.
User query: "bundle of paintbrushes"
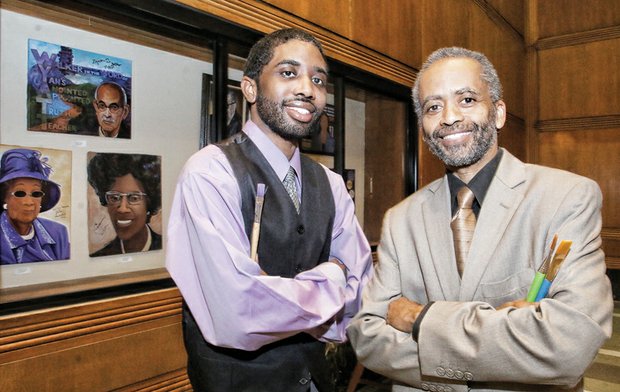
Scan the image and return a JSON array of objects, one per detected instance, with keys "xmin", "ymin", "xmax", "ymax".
[
  {"xmin": 250, "ymin": 183, "xmax": 267, "ymax": 261},
  {"xmin": 526, "ymin": 234, "xmax": 572, "ymax": 302}
]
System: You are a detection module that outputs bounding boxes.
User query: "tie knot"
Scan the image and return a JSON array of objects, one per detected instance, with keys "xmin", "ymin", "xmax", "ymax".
[
  {"xmin": 284, "ymin": 166, "xmax": 297, "ymax": 183},
  {"xmin": 456, "ymin": 186, "xmax": 475, "ymax": 209},
  {"xmin": 283, "ymin": 166, "xmax": 300, "ymax": 213}
]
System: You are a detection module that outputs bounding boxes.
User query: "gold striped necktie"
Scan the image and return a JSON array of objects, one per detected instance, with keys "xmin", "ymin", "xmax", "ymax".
[{"xmin": 451, "ymin": 186, "xmax": 476, "ymax": 277}]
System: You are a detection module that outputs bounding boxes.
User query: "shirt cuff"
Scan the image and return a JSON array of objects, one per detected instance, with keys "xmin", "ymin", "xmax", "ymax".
[
  {"xmin": 412, "ymin": 301, "xmax": 434, "ymax": 342},
  {"xmin": 315, "ymin": 261, "xmax": 347, "ymax": 289}
]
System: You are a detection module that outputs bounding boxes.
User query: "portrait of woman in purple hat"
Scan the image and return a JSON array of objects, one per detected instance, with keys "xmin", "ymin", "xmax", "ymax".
[{"xmin": 0, "ymin": 148, "xmax": 70, "ymax": 264}]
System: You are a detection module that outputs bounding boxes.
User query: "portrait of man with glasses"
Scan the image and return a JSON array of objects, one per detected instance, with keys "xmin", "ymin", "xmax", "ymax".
[
  {"xmin": 92, "ymin": 81, "xmax": 131, "ymax": 138},
  {"xmin": 87, "ymin": 152, "xmax": 161, "ymax": 257}
]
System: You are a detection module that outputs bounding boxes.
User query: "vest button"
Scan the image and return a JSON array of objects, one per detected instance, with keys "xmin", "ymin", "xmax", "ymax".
[
  {"xmin": 295, "ymin": 264, "xmax": 303, "ymax": 273},
  {"xmin": 297, "ymin": 225, "xmax": 305, "ymax": 234}
]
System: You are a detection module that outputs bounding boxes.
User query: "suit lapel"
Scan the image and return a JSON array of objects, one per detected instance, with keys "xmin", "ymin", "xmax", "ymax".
[
  {"xmin": 421, "ymin": 176, "xmax": 462, "ymax": 300},
  {"xmin": 459, "ymin": 149, "xmax": 527, "ymax": 300}
]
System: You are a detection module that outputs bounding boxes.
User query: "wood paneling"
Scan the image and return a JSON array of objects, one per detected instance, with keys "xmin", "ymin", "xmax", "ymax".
[
  {"xmin": 538, "ymin": 39, "xmax": 620, "ymax": 120},
  {"xmin": 498, "ymin": 114, "xmax": 527, "ymax": 161},
  {"xmin": 537, "ymin": 128, "xmax": 620, "ymax": 227},
  {"xmin": 530, "ymin": 0, "xmax": 620, "ymax": 272},
  {"xmin": 0, "ymin": 289, "xmax": 188, "ymax": 392},
  {"xmin": 417, "ymin": 132, "xmax": 445, "ymax": 189},
  {"xmin": 487, "ymin": 0, "xmax": 525, "ymax": 37},
  {"xmin": 537, "ymin": 0, "xmax": 620, "ymax": 38},
  {"xmin": 177, "ymin": 0, "xmax": 417, "ymax": 87},
  {"xmin": 351, "ymin": 0, "xmax": 422, "ymax": 67},
  {"xmin": 364, "ymin": 94, "xmax": 407, "ymax": 243},
  {"xmin": 419, "ymin": 0, "xmax": 470, "ymax": 60},
  {"xmin": 469, "ymin": 3, "xmax": 526, "ymax": 120},
  {"xmin": 262, "ymin": 0, "xmax": 351, "ymax": 37}
]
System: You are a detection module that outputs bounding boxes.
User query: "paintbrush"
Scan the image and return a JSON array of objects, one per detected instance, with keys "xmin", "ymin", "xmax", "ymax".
[
  {"xmin": 534, "ymin": 239, "xmax": 573, "ymax": 301},
  {"xmin": 526, "ymin": 234, "xmax": 558, "ymax": 302},
  {"xmin": 250, "ymin": 183, "xmax": 266, "ymax": 262}
]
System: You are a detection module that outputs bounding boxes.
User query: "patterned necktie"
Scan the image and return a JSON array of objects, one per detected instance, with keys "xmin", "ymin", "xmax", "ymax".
[
  {"xmin": 283, "ymin": 166, "xmax": 300, "ymax": 213},
  {"xmin": 451, "ymin": 186, "xmax": 476, "ymax": 277}
]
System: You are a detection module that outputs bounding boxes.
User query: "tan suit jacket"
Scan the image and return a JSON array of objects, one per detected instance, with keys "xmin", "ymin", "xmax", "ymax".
[{"xmin": 347, "ymin": 149, "xmax": 612, "ymax": 392}]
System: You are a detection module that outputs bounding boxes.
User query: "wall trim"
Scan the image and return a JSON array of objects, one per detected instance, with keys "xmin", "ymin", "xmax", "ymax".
[
  {"xmin": 176, "ymin": 0, "xmax": 417, "ymax": 87},
  {"xmin": 471, "ymin": 0, "xmax": 524, "ymax": 42},
  {"xmin": 602, "ymin": 228, "xmax": 620, "ymax": 270},
  {"xmin": 536, "ymin": 115, "xmax": 620, "ymax": 132},
  {"xmin": 602, "ymin": 228, "xmax": 620, "ymax": 241},
  {"xmin": 111, "ymin": 368, "xmax": 191, "ymax": 392},
  {"xmin": 507, "ymin": 112, "xmax": 525, "ymax": 129},
  {"xmin": 0, "ymin": 288, "xmax": 182, "ymax": 361},
  {"xmin": 535, "ymin": 25, "xmax": 620, "ymax": 50}
]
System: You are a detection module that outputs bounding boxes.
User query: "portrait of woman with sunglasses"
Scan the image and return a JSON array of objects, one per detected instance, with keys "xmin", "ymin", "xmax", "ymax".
[
  {"xmin": 0, "ymin": 148, "xmax": 70, "ymax": 264},
  {"xmin": 87, "ymin": 152, "xmax": 161, "ymax": 257}
]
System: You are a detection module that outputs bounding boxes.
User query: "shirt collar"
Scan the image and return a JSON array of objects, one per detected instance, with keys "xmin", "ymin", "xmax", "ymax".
[
  {"xmin": 448, "ymin": 149, "xmax": 503, "ymax": 206},
  {"xmin": 243, "ymin": 120, "xmax": 302, "ymax": 182}
]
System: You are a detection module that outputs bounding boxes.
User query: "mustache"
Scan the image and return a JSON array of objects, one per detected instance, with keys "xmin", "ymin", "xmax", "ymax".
[
  {"xmin": 431, "ymin": 122, "xmax": 480, "ymax": 139},
  {"xmin": 282, "ymin": 97, "xmax": 313, "ymax": 105}
]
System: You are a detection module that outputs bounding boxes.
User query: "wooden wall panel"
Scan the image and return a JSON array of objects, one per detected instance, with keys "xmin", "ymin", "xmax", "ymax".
[
  {"xmin": 468, "ymin": 2, "xmax": 526, "ymax": 120},
  {"xmin": 488, "ymin": 0, "xmax": 525, "ymax": 36},
  {"xmin": 537, "ymin": 128, "xmax": 620, "ymax": 227},
  {"xmin": 419, "ymin": 0, "xmax": 470, "ymax": 61},
  {"xmin": 178, "ymin": 0, "xmax": 417, "ymax": 86},
  {"xmin": 262, "ymin": 0, "xmax": 351, "ymax": 37},
  {"xmin": 417, "ymin": 133, "xmax": 446, "ymax": 189},
  {"xmin": 0, "ymin": 289, "xmax": 189, "ymax": 392},
  {"xmin": 364, "ymin": 95, "xmax": 407, "ymax": 243},
  {"xmin": 350, "ymin": 0, "xmax": 422, "ymax": 67},
  {"xmin": 537, "ymin": 0, "xmax": 620, "ymax": 38},
  {"xmin": 498, "ymin": 115, "xmax": 527, "ymax": 161},
  {"xmin": 538, "ymin": 39, "xmax": 620, "ymax": 120}
]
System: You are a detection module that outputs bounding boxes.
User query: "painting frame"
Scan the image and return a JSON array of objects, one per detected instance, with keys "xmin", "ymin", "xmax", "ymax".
[
  {"xmin": 300, "ymin": 103, "xmax": 336, "ymax": 156},
  {"xmin": 200, "ymin": 74, "xmax": 247, "ymax": 147}
]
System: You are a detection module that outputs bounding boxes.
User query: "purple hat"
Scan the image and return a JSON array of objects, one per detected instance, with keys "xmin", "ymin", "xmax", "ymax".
[{"xmin": 0, "ymin": 148, "xmax": 61, "ymax": 212}]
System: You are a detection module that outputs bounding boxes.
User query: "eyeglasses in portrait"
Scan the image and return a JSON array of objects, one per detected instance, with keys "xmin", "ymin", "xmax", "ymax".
[{"xmin": 86, "ymin": 152, "xmax": 162, "ymax": 257}]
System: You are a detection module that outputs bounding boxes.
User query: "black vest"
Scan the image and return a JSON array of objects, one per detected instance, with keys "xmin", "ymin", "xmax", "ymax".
[{"xmin": 182, "ymin": 132, "xmax": 336, "ymax": 392}]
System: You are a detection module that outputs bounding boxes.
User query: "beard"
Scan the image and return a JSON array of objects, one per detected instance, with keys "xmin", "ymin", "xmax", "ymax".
[
  {"xmin": 423, "ymin": 108, "xmax": 498, "ymax": 168},
  {"xmin": 256, "ymin": 93, "xmax": 322, "ymax": 141}
]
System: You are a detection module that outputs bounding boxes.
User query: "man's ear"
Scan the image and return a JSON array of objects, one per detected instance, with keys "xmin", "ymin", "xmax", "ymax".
[
  {"xmin": 241, "ymin": 76, "xmax": 257, "ymax": 104},
  {"xmin": 494, "ymin": 100, "xmax": 507, "ymax": 130},
  {"xmin": 122, "ymin": 105, "xmax": 130, "ymax": 120}
]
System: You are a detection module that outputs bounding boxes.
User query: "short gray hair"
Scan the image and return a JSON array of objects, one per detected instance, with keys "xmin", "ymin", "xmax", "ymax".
[{"xmin": 411, "ymin": 47, "xmax": 503, "ymax": 124}]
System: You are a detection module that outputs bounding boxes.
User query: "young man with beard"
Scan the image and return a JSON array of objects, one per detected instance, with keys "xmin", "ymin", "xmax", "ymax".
[
  {"xmin": 166, "ymin": 28, "xmax": 372, "ymax": 392},
  {"xmin": 347, "ymin": 47, "xmax": 612, "ymax": 391}
]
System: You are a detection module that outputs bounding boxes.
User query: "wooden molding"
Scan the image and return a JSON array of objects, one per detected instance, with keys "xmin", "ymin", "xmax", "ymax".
[
  {"xmin": 507, "ymin": 112, "xmax": 525, "ymax": 128},
  {"xmin": 536, "ymin": 115, "xmax": 620, "ymax": 132},
  {"xmin": 1, "ymin": 0, "xmax": 214, "ymax": 62},
  {"xmin": 176, "ymin": 0, "xmax": 417, "ymax": 87},
  {"xmin": 602, "ymin": 228, "xmax": 620, "ymax": 241},
  {"xmin": 602, "ymin": 228, "xmax": 620, "ymax": 270},
  {"xmin": 0, "ymin": 288, "xmax": 182, "ymax": 360},
  {"xmin": 0, "ymin": 288, "xmax": 187, "ymax": 391},
  {"xmin": 535, "ymin": 25, "xmax": 620, "ymax": 50},
  {"xmin": 471, "ymin": 0, "xmax": 524, "ymax": 42},
  {"xmin": 607, "ymin": 257, "xmax": 620, "ymax": 270},
  {"xmin": 0, "ymin": 268, "xmax": 171, "ymax": 304},
  {"xmin": 111, "ymin": 368, "xmax": 191, "ymax": 392}
]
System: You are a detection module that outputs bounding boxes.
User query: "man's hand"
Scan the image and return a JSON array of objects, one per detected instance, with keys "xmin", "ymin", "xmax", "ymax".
[
  {"xmin": 497, "ymin": 299, "xmax": 538, "ymax": 310},
  {"xmin": 306, "ymin": 318, "xmax": 333, "ymax": 339},
  {"xmin": 387, "ymin": 297, "xmax": 424, "ymax": 333}
]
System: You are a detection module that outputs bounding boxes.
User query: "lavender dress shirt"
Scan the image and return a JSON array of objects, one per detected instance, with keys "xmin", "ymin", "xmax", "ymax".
[{"xmin": 166, "ymin": 121, "xmax": 373, "ymax": 351}]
